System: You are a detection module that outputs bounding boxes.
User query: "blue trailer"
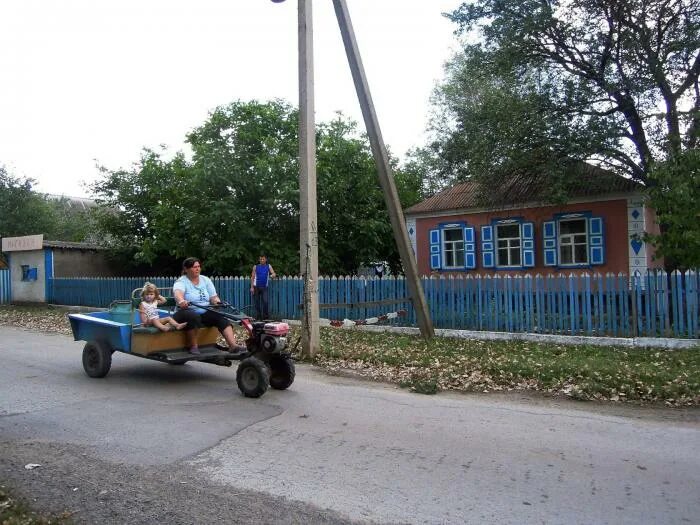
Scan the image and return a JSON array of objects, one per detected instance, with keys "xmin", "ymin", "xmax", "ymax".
[{"xmin": 68, "ymin": 292, "xmax": 295, "ymax": 398}]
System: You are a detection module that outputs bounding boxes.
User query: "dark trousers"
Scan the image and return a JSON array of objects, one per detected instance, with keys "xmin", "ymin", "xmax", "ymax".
[
  {"xmin": 253, "ymin": 286, "xmax": 269, "ymax": 320},
  {"xmin": 173, "ymin": 308, "xmax": 230, "ymax": 332}
]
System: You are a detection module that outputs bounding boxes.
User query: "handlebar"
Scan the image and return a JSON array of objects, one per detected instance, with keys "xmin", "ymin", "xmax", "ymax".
[{"xmin": 192, "ymin": 302, "xmax": 253, "ymax": 323}]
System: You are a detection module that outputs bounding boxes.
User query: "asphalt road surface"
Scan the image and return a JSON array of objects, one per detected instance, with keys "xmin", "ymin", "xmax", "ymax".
[{"xmin": 1, "ymin": 326, "xmax": 699, "ymax": 524}]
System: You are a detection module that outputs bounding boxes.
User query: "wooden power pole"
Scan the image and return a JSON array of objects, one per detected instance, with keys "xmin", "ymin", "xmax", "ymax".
[
  {"xmin": 298, "ymin": 0, "xmax": 320, "ymax": 356},
  {"xmin": 332, "ymin": 0, "xmax": 434, "ymax": 339}
]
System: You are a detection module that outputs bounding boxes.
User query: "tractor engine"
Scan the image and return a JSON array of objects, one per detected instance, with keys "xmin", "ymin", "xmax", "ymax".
[{"xmin": 245, "ymin": 320, "xmax": 289, "ymax": 353}]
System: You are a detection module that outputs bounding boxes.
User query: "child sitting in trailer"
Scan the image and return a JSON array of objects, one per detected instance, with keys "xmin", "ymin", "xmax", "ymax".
[{"xmin": 139, "ymin": 282, "xmax": 187, "ymax": 332}]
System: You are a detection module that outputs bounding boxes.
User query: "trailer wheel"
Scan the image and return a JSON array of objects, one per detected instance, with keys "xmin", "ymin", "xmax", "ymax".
[
  {"xmin": 82, "ymin": 341, "xmax": 112, "ymax": 378},
  {"xmin": 269, "ymin": 355, "xmax": 295, "ymax": 390},
  {"xmin": 236, "ymin": 357, "xmax": 269, "ymax": 398}
]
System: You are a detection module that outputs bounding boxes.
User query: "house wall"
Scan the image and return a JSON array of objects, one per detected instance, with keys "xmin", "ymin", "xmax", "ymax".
[
  {"xmin": 53, "ymin": 249, "xmax": 113, "ymax": 277},
  {"xmin": 7, "ymin": 250, "xmax": 46, "ymax": 302},
  {"xmin": 644, "ymin": 206, "xmax": 663, "ymax": 270},
  {"xmin": 412, "ymin": 199, "xmax": 631, "ymax": 276}
]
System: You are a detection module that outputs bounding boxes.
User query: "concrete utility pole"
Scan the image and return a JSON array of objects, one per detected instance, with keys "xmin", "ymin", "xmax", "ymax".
[
  {"xmin": 297, "ymin": 0, "xmax": 320, "ymax": 356},
  {"xmin": 332, "ymin": 0, "xmax": 434, "ymax": 339}
]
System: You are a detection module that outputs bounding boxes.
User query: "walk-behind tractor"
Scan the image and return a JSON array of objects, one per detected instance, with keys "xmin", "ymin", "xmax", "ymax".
[{"xmin": 68, "ymin": 291, "xmax": 295, "ymax": 398}]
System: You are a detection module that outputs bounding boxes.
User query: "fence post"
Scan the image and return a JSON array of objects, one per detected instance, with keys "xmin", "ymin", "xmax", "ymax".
[{"xmin": 631, "ymin": 273, "xmax": 639, "ymax": 337}]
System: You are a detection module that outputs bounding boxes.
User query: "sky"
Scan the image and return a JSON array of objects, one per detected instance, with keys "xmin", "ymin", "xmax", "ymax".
[{"xmin": 0, "ymin": 0, "xmax": 464, "ymax": 198}]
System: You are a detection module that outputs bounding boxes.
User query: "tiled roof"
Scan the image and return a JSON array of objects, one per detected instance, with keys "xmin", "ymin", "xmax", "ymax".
[{"xmin": 406, "ymin": 163, "xmax": 642, "ymax": 215}]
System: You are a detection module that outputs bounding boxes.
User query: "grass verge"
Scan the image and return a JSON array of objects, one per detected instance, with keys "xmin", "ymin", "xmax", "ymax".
[{"xmin": 293, "ymin": 326, "xmax": 700, "ymax": 406}]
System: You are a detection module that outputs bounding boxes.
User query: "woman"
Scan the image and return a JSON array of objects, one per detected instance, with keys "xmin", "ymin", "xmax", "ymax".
[{"xmin": 172, "ymin": 257, "xmax": 244, "ymax": 355}]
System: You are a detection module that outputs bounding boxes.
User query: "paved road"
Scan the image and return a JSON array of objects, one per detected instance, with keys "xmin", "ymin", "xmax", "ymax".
[{"xmin": 1, "ymin": 326, "xmax": 699, "ymax": 524}]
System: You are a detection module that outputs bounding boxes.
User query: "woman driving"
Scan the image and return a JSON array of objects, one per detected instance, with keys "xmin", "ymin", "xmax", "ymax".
[{"xmin": 172, "ymin": 257, "xmax": 245, "ymax": 355}]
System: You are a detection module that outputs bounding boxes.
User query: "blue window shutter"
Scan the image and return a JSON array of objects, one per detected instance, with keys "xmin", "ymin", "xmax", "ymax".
[
  {"xmin": 522, "ymin": 221, "xmax": 535, "ymax": 267},
  {"xmin": 429, "ymin": 228, "xmax": 441, "ymax": 270},
  {"xmin": 589, "ymin": 216, "xmax": 605, "ymax": 265},
  {"xmin": 481, "ymin": 225, "xmax": 494, "ymax": 268},
  {"xmin": 464, "ymin": 226, "xmax": 476, "ymax": 269},
  {"xmin": 543, "ymin": 221, "xmax": 557, "ymax": 266}
]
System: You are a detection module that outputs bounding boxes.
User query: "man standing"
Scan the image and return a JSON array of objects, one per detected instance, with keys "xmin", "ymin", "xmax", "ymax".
[{"xmin": 250, "ymin": 254, "xmax": 276, "ymax": 320}]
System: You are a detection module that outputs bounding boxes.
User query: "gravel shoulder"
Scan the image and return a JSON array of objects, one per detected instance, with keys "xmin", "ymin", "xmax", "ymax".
[{"xmin": 1, "ymin": 440, "xmax": 368, "ymax": 525}]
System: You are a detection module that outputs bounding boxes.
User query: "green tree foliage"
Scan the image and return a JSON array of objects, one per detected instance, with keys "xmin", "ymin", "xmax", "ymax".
[
  {"xmin": 1, "ymin": 167, "xmax": 99, "ymax": 271},
  {"xmin": 91, "ymin": 100, "xmax": 420, "ymax": 276},
  {"xmin": 45, "ymin": 197, "xmax": 101, "ymax": 243},
  {"xmin": 644, "ymin": 150, "xmax": 700, "ymax": 268},
  {"xmin": 0, "ymin": 166, "xmax": 56, "ymax": 237},
  {"xmin": 316, "ymin": 117, "xmax": 421, "ymax": 275},
  {"xmin": 420, "ymin": 0, "xmax": 699, "ymax": 188},
  {"xmin": 418, "ymin": 46, "xmax": 616, "ymax": 197}
]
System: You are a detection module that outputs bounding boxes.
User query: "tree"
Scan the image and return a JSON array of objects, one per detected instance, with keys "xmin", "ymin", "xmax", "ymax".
[
  {"xmin": 644, "ymin": 149, "xmax": 700, "ymax": 268},
  {"xmin": 0, "ymin": 166, "xmax": 58, "ymax": 238},
  {"xmin": 315, "ymin": 116, "xmax": 421, "ymax": 275},
  {"xmin": 427, "ymin": 0, "xmax": 699, "ymax": 187},
  {"xmin": 1, "ymin": 165, "xmax": 104, "ymax": 244},
  {"xmin": 91, "ymin": 100, "xmax": 420, "ymax": 276},
  {"xmin": 92, "ymin": 149, "xmax": 208, "ymax": 274},
  {"xmin": 417, "ymin": 45, "xmax": 616, "ymax": 196}
]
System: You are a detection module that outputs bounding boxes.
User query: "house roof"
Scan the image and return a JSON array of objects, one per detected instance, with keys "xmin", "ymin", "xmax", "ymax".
[
  {"xmin": 45, "ymin": 194, "xmax": 97, "ymax": 210},
  {"xmin": 43, "ymin": 240, "xmax": 106, "ymax": 250},
  {"xmin": 406, "ymin": 163, "xmax": 642, "ymax": 215}
]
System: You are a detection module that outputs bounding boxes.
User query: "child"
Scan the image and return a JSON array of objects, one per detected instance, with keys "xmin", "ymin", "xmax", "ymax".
[{"xmin": 139, "ymin": 282, "xmax": 187, "ymax": 332}]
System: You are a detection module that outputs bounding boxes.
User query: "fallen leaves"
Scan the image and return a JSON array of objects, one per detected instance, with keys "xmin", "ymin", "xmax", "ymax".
[{"xmin": 307, "ymin": 325, "xmax": 700, "ymax": 407}]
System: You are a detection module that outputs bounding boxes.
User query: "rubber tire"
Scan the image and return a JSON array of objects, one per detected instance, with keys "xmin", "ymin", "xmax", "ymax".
[
  {"xmin": 236, "ymin": 357, "xmax": 269, "ymax": 398},
  {"xmin": 268, "ymin": 355, "xmax": 295, "ymax": 390},
  {"xmin": 82, "ymin": 341, "xmax": 112, "ymax": 378}
]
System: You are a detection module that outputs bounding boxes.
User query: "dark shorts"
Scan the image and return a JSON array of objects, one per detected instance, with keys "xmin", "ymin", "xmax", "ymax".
[{"xmin": 173, "ymin": 308, "xmax": 230, "ymax": 332}]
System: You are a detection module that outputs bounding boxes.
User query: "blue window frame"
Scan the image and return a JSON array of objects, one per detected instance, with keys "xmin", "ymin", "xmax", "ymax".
[
  {"xmin": 483, "ymin": 218, "xmax": 535, "ymax": 269},
  {"xmin": 543, "ymin": 213, "xmax": 605, "ymax": 267},
  {"xmin": 429, "ymin": 222, "xmax": 476, "ymax": 271}
]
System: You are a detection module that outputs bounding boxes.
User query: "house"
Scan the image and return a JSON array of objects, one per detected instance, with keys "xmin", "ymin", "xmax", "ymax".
[
  {"xmin": 1, "ymin": 234, "xmax": 116, "ymax": 303},
  {"xmin": 404, "ymin": 163, "xmax": 661, "ymax": 277}
]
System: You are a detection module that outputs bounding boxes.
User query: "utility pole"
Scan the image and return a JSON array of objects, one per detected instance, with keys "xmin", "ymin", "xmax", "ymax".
[
  {"xmin": 298, "ymin": 0, "xmax": 320, "ymax": 356},
  {"xmin": 332, "ymin": 0, "xmax": 434, "ymax": 339}
]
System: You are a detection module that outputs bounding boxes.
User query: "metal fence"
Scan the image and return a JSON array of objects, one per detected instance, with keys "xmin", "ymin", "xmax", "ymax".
[
  {"xmin": 0, "ymin": 269, "xmax": 10, "ymax": 304},
  {"xmin": 47, "ymin": 270, "xmax": 699, "ymax": 338}
]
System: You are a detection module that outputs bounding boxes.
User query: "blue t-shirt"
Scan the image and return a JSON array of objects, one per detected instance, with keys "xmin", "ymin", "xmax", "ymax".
[{"xmin": 173, "ymin": 275, "xmax": 216, "ymax": 314}]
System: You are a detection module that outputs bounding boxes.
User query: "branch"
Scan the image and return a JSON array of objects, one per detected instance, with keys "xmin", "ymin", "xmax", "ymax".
[{"xmin": 673, "ymin": 51, "xmax": 700, "ymax": 99}]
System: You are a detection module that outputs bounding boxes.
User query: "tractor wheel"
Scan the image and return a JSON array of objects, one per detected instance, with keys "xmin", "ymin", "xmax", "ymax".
[
  {"xmin": 236, "ymin": 357, "xmax": 269, "ymax": 398},
  {"xmin": 82, "ymin": 341, "xmax": 112, "ymax": 378},
  {"xmin": 268, "ymin": 355, "xmax": 295, "ymax": 390}
]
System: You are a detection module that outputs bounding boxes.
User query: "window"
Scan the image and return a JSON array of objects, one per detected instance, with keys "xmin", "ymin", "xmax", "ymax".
[
  {"xmin": 543, "ymin": 214, "xmax": 605, "ymax": 267},
  {"xmin": 559, "ymin": 218, "xmax": 588, "ymax": 265},
  {"xmin": 443, "ymin": 227, "xmax": 465, "ymax": 268},
  {"xmin": 482, "ymin": 219, "xmax": 535, "ymax": 269},
  {"xmin": 429, "ymin": 222, "xmax": 476, "ymax": 271},
  {"xmin": 496, "ymin": 224, "xmax": 521, "ymax": 267},
  {"xmin": 21, "ymin": 265, "xmax": 38, "ymax": 282}
]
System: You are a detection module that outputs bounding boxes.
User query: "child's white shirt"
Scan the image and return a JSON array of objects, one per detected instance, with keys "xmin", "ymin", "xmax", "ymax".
[{"xmin": 141, "ymin": 300, "xmax": 159, "ymax": 320}]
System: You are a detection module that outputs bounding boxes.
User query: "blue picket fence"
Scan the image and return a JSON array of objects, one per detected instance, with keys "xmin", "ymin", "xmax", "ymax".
[
  {"xmin": 0, "ymin": 269, "xmax": 10, "ymax": 304},
  {"xmin": 47, "ymin": 271, "xmax": 700, "ymax": 339}
]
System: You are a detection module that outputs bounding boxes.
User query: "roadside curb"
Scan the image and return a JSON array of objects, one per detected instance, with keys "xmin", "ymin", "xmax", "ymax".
[{"xmin": 284, "ymin": 319, "xmax": 699, "ymax": 350}]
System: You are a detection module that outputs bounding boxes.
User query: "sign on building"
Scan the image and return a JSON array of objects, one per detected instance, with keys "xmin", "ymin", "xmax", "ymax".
[{"xmin": 2, "ymin": 235, "xmax": 44, "ymax": 252}]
